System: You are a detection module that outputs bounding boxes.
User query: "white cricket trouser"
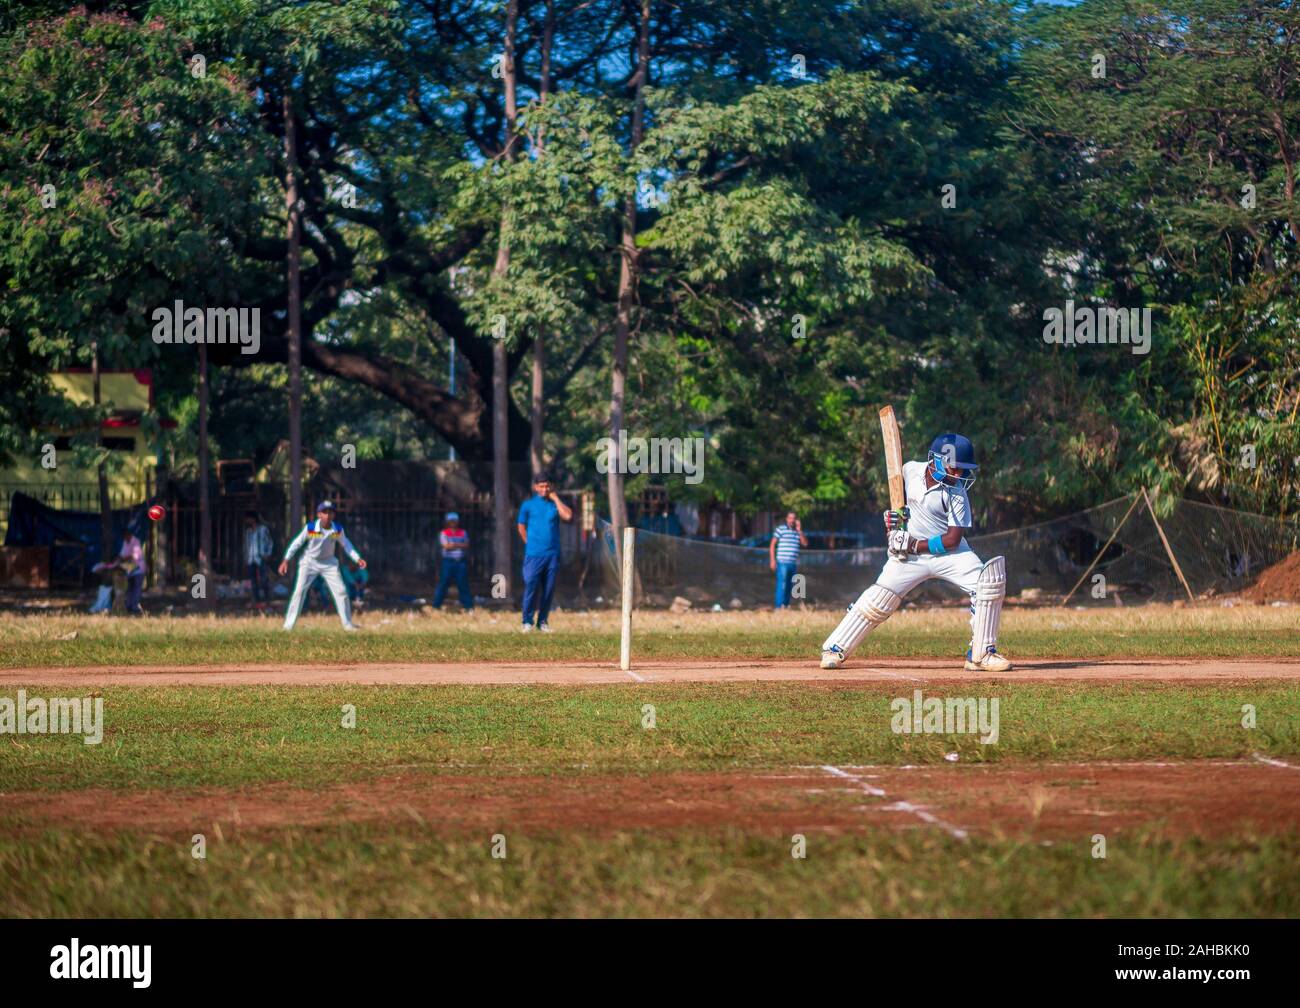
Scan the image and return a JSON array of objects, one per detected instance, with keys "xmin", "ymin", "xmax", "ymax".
[
  {"xmin": 875, "ymin": 548, "xmax": 985, "ymax": 598},
  {"xmin": 283, "ymin": 559, "xmax": 353, "ymax": 630},
  {"xmin": 879, "ymin": 548, "xmax": 985, "ymax": 646},
  {"xmin": 822, "ymin": 548, "xmax": 987, "ymax": 659}
]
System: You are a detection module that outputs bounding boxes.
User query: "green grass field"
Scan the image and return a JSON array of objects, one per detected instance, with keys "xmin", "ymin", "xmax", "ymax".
[
  {"xmin": 3, "ymin": 682, "xmax": 1299, "ymax": 792},
  {"xmin": 2, "ymin": 606, "xmax": 1299, "ymax": 918},
  {"xmin": 2, "ymin": 603, "xmax": 1298, "ymax": 667}
]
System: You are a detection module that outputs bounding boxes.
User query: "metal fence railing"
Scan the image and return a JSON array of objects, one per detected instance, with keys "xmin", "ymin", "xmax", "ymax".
[
  {"xmin": 163, "ymin": 489, "xmax": 596, "ymax": 594},
  {"xmin": 0, "ymin": 482, "xmax": 147, "ymax": 529}
]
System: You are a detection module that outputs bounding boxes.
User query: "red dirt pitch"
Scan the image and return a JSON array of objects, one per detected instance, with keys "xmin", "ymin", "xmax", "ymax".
[
  {"xmin": 3, "ymin": 658, "xmax": 1296, "ymax": 851},
  {"xmin": 3, "ymin": 656, "xmax": 1299, "ymax": 687},
  {"xmin": 4, "ymin": 759, "xmax": 1298, "ymax": 843}
]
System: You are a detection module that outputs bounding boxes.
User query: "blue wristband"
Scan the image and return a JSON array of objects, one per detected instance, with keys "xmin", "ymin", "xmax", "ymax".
[{"xmin": 927, "ymin": 535, "xmax": 947, "ymax": 556}]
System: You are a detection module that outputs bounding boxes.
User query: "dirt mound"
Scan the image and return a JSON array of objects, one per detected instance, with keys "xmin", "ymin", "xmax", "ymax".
[{"xmin": 1245, "ymin": 551, "xmax": 1300, "ymax": 603}]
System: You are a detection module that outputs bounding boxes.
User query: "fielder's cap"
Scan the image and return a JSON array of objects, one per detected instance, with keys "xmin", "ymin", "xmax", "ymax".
[
  {"xmin": 446, "ymin": 511, "xmax": 460, "ymax": 522},
  {"xmin": 316, "ymin": 500, "xmax": 336, "ymax": 512}
]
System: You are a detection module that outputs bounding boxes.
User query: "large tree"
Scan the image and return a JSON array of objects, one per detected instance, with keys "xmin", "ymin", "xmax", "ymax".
[
  {"xmin": 25, "ymin": 1, "xmax": 1292, "ymax": 528},
  {"xmin": 1017, "ymin": 0, "xmax": 1300, "ymax": 517},
  {"xmin": 0, "ymin": 6, "xmax": 269, "ymax": 461}
]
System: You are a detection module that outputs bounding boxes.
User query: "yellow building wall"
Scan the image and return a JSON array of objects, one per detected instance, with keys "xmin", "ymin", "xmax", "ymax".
[
  {"xmin": 2, "ymin": 424, "xmax": 157, "ymax": 493},
  {"xmin": 49, "ymin": 372, "xmax": 151, "ymax": 412},
  {"xmin": 0, "ymin": 372, "xmax": 159, "ymax": 515}
]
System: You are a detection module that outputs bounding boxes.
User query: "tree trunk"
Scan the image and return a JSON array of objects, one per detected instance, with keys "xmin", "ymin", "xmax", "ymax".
[
  {"xmin": 530, "ymin": 334, "xmax": 545, "ymax": 474},
  {"xmin": 492, "ymin": 307, "xmax": 511, "ymax": 595},
  {"xmin": 210, "ymin": 327, "xmax": 521, "ymax": 466},
  {"xmin": 608, "ymin": 0, "xmax": 651, "ymax": 563},
  {"xmin": 197, "ymin": 340, "xmax": 213, "ymax": 611},
  {"xmin": 491, "ymin": 0, "xmax": 520, "ymax": 597},
  {"xmin": 91, "ymin": 342, "xmax": 113, "ymax": 567},
  {"xmin": 284, "ymin": 90, "xmax": 304, "ymax": 532},
  {"xmin": 153, "ymin": 460, "xmax": 170, "ymax": 587},
  {"xmin": 531, "ymin": 1, "xmax": 554, "ymax": 477},
  {"xmin": 539, "ymin": 0, "xmax": 555, "ymax": 142},
  {"xmin": 92, "ymin": 341, "xmax": 113, "ymax": 607}
]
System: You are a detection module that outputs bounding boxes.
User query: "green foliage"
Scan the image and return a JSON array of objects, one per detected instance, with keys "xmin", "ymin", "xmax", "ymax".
[
  {"xmin": 0, "ymin": 5, "xmax": 271, "ymax": 462},
  {"xmin": 3, "ymin": 0, "xmax": 1297, "ymax": 522},
  {"xmin": 1017, "ymin": 0, "xmax": 1300, "ymax": 517}
]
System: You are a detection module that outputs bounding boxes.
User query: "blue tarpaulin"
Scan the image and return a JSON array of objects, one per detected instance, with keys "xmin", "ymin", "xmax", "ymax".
[{"xmin": 4, "ymin": 492, "xmax": 147, "ymax": 581}]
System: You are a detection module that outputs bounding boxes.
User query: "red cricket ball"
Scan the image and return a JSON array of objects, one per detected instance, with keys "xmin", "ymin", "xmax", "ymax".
[{"xmin": 148, "ymin": 504, "xmax": 166, "ymax": 521}]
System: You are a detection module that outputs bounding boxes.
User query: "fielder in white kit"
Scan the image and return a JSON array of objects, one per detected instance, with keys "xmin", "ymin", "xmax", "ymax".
[
  {"xmin": 278, "ymin": 500, "xmax": 367, "ymax": 631},
  {"xmin": 820, "ymin": 433, "xmax": 1011, "ymax": 672}
]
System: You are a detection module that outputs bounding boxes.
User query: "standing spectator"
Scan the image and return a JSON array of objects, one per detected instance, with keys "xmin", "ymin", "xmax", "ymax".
[
  {"xmin": 93, "ymin": 528, "xmax": 146, "ymax": 615},
  {"xmin": 433, "ymin": 511, "xmax": 473, "ymax": 611},
  {"xmin": 516, "ymin": 472, "xmax": 572, "ymax": 632},
  {"xmin": 243, "ymin": 510, "xmax": 273, "ymax": 607},
  {"xmin": 638, "ymin": 502, "xmax": 683, "ymax": 536},
  {"xmin": 770, "ymin": 511, "xmax": 807, "ymax": 609}
]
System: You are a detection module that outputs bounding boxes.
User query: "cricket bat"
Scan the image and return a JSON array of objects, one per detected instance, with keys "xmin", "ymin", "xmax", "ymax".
[{"xmin": 879, "ymin": 405, "xmax": 906, "ymax": 517}]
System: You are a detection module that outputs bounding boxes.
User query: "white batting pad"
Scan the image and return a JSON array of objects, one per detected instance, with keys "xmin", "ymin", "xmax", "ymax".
[
  {"xmin": 821, "ymin": 583, "xmax": 901, "ymax": 658},
  {"xmin": 970, "ymin": 555, "xmax": 1006, "ymax": 658}
]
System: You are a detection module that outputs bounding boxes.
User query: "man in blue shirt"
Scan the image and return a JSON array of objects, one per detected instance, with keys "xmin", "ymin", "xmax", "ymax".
[
  {"xmin": 516, "ymin": 471, "xmax": 573, "ymax": 632},
  {"xmin": 769, "ymin": 511, "xmax": 807, "ymax": 609}
]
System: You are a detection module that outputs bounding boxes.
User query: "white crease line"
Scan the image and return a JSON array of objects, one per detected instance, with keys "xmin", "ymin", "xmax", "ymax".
[
  {"xmin": 810, "ymin": 760, "xmax": 1254, "ymax": 771},
  {"xmin": 818, "ymin": 767, "xmax": 884, "ymax": 797},
  {"xmin": 624, "ymin": 669, "xmax": 648, "ymax": 682},
  {"xmin": 1252, "ymin": 753, "xmax": 1298, "ymax": 770},
  {"xmin": 819, "ymin": 764, "xmax": 969, "ymax": 841}
]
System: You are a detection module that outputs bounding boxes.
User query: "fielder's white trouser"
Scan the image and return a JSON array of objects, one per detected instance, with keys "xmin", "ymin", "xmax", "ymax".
[
  {"xmin": 821, "ymin": 549, "xmax": 1005, "ymax": 659},
  {"xmin": 283, "ymin": 559, "xmax": 353, "ymax": 630}
]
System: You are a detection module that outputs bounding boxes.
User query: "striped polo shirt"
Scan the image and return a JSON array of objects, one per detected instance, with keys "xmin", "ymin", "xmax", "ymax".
[
  {"xmin": 772, "ymin": 524, "xmax": 802, "ymax": 564},
  {"xmin": 440, "ymin": 527, "xmax": 469, "ymax": 561}
]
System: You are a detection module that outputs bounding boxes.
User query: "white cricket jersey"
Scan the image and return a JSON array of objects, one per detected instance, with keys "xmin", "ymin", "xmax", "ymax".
[
  {"xmin": 282, "ymin": 519, "xmax": 362, "ymax": 566},
  {"xmin": 902, "ymin": 460, "xmax": 972, "ymax": 546}
]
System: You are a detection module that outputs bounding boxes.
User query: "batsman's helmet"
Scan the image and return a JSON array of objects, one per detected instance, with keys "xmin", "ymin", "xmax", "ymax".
[{"xmin": 927, "ymin": 433, "xmax": 978, "ymax": 490}]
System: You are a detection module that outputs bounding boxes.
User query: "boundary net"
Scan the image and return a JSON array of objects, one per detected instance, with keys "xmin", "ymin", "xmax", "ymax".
[{"xmin": 593, "ymin": 494, "xmax": 1300, "ymax": 608}]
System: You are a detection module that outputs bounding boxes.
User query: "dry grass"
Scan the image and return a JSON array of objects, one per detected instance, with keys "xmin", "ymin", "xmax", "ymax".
[
  {"xmin": 1, "ymin": 600, "xmax": 1298, "ymax": 668},
  {"xmin": 1, "ymin": 599, "xmax": 1296, "ymax": 643}
]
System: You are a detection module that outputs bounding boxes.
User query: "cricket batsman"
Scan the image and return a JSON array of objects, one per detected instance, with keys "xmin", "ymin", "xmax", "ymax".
[
  {"xmin": 820, "ymin": 433, "xmax": 1011, "ymax": 671},
  {"xmin": 278, "ymin": 500, "xmax": 367, "ymax": 631}
]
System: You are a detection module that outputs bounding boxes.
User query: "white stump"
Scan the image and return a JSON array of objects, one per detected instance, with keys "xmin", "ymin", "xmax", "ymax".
[{"xmin": 620, "ymin": 526, "xmax": 635, "ymax": 672}]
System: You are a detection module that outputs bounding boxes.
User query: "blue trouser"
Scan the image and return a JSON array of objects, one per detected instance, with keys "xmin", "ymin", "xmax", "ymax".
[
  {"xmin": 434, "ymin": 557, "xmax": 473, "ymax": 610},
  {"xmin": 774, "ymin": 561, "xmax": 798, "ymax": 608},
  {"xmin": 248, "ymin": 560, "xmax": 269, "ymax": 602},
  {"xmin": 521, "ymin": 553, "xmax": 560, "ymax": 626},
  {"xmin": 124, "ymin": 571, "xmax": 145, "ymax": 613}
]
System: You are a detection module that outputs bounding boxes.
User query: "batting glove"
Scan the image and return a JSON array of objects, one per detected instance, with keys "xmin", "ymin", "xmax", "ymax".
[
  {"xmin": 887, "ymin": 529, "xmax": 912, "ymax": 559},
  {"xmin": 883, "ymin": 507, "xmax": 910, "ymax": 531}
]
